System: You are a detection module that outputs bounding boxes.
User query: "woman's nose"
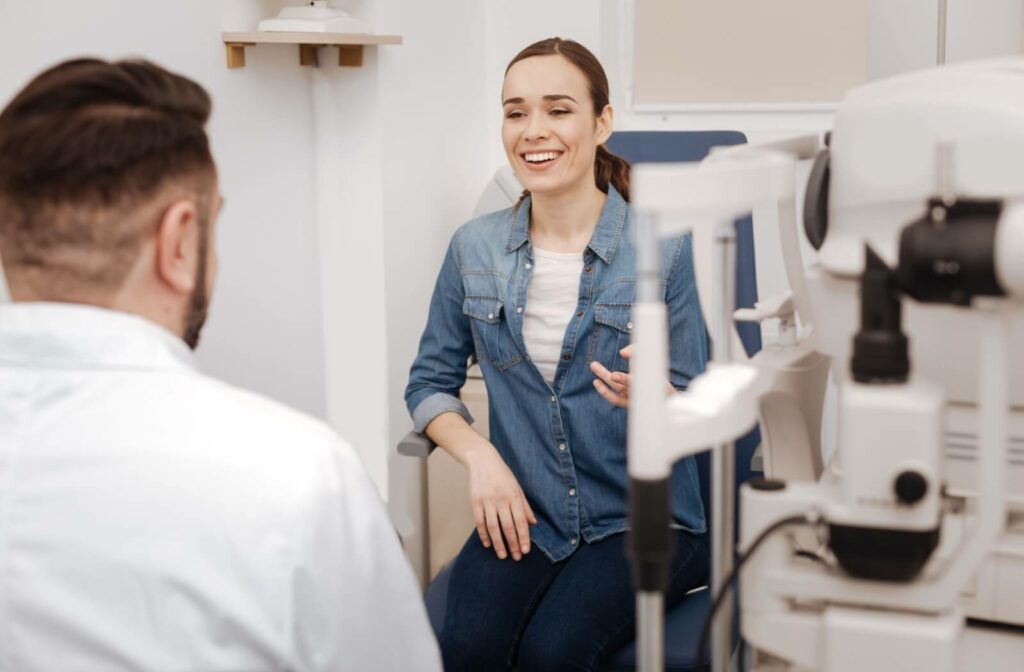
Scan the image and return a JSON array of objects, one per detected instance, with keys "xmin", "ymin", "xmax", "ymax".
[{"xmin": 524, "ymin": 113, "xmax": 549, "ymax": 141}]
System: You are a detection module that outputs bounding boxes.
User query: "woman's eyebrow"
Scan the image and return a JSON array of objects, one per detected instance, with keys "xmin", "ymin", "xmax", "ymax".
[{"xmin": 502, "ymin": 94, "xmax": 579, "ymax": 106}]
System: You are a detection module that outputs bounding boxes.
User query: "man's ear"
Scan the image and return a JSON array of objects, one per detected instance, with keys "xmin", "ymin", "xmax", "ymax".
[
  {"xmin": 154, "ymin": 200, "xmax": 200, "ymax": 295},
  {"xmin": 596, "ymin": 104, "xmax": 614, "ymax": 145}
]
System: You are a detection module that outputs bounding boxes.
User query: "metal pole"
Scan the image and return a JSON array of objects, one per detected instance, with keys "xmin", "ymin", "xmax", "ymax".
[
  {"xmin": 937, "ymin": 0, "xmax": 948, "ymax": 65},
  {"xmin": 633, "ymin": 211, "xmax": 669, "ymax": 672},
  {"xmin": 638, "ymin": 591, "xmax": 664, "ymax": 672},
  {"xmin": 711, "ymin": 220, "xmax": 737, "ymax": 672}
]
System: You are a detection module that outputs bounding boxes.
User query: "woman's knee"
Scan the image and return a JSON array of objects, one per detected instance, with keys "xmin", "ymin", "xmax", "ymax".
[
  {"xmin": 517, "ymin": 632, "xmax": 568, "ymax": 672},
  {"xmin": 439, "ymin": 626, "xmax": 511, "ymax": 672},
  {"xmin": 669, "ymin": 531, "xmax": 711, "ymax": 597},
  {"xmin": 517, "ymin": 626, "xmax": 612, "ymax": 672}
]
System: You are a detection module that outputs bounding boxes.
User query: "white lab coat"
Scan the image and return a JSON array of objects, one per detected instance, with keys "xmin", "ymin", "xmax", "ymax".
[{"xmin": 0, "ymin": 302, "xmax": 441, "ymax": 672}]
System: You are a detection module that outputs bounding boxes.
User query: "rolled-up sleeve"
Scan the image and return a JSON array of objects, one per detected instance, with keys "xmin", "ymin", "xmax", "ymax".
[
  {"xmin": 666, "ymin": 233, "xmax": 710, "ymax": 391},
  {"xmin": 404, "ymin": 236, "xmax": 476, "ymax": 433}
]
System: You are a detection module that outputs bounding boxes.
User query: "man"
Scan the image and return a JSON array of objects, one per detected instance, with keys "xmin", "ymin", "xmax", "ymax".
[{"xmin": 0, "ymin": 58, "xmax": 440, "ymax": 671}]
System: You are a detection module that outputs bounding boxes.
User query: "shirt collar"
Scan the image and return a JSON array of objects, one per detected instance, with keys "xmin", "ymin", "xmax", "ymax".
[
  {"xmin": 505, "ymin": 185, "xmax": 629, "ymax": 264},
  {"xmin": 0, "ymin": 302, "xmax": 198, "ymax": 372}
]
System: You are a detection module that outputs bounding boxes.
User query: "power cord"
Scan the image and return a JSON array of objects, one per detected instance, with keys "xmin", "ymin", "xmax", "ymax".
[{"xmin": 697, "ymin": 513, "xmax": 818, "ymax": 672}]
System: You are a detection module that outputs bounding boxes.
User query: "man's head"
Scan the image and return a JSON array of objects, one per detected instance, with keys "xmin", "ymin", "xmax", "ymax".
[{"xmin": 0, "ymin": 58, "xmax": 221, "ymax": 349}]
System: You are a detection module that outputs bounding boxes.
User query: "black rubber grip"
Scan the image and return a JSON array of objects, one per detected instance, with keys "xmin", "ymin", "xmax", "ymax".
[{"xmin": 628, "ymin": 477, "xmax": 673, "ymax": 592}]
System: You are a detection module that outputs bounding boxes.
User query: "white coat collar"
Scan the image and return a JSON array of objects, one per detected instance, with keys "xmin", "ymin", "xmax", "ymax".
[{"xmin": 0, "ymin": 302, "xmax": 198, "ymax": 371}]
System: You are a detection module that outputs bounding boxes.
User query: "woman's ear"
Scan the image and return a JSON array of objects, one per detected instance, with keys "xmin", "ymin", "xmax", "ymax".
[
  {"xmin": 596, "ymin": 104, "xmax": 614, "ymax": 145},
  {"xmin": 154, "ymin": 199, "xmax": 200, "ymax": 295}
]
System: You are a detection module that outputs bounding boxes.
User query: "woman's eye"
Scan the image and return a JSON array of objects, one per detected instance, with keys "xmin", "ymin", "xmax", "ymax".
[
  {"xmin": 505, "ymin": 110, "xmax": 525, "ymax": 119},
  {"xmin": 550, "ymin": 108, "xmax": 570, "ymax": 116}
]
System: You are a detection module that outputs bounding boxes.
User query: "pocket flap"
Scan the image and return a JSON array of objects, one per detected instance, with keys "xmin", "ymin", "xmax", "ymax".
[
  {"xmin": 594, "ymin": 304, "xmax": 633, "ymax": 334},
  {"xmin": 463, "ymin": 297, "xmax": 504, "ymax": 324}
]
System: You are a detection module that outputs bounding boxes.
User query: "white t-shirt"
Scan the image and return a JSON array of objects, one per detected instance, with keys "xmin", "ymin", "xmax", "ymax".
[
  {"xmin": 0, "ymin": 302, "xmax": 441, "ymax": 672},
  {"xmin": 523, "ymin": 247, "xmax": 584, "ymax": 384}
]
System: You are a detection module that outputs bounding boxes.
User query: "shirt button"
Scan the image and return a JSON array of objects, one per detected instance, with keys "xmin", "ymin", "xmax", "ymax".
[
  {"xmin": 569, "ymin": 488, "xmax": 576, "ymax": 496},
  {"xmin": 525, "ymin": 263, "xmax": 532, "ymax": 270},
  {"xmin": 558, "ymin": 443, "xmax": 566, "ymax": 451},
  {"xmin": 517, "ymin": 306, "xmax": 523, "ymax": 313},
  {"xmin": 550, "ymin": 395, "xmax": 557, "ymax": 403},
  {"xmin": 576, "ymin": 311, "xmax": 584, "ymax": 318},
  {"xmin": 627, "ymin": 322, "xmax": 633, "ymax": 330},
  {"xmin": 562, "ymin": 353, "xmax": 571, "ymax": 361},
  {"xmin": 585, "ymin": 266, "xmax": 592, "ymax": 273},
  {"xmin": 570, "ymin": 538, "xmax": 578, "ymax": 546},
  {"xmin": 488, "ymin": 313, "xmax": 494, "ymax": 319}
]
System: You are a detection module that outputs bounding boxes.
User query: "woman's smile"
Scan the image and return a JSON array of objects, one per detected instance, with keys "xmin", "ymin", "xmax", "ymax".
[{"xmin": 520, "ymin": 149, "xmax": 565, "ymax": 171}]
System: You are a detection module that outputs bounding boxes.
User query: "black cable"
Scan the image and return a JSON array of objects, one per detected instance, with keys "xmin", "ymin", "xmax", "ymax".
[{"xmin": 697, "ymin": 514, "xmax": 815, "ymax": 672}]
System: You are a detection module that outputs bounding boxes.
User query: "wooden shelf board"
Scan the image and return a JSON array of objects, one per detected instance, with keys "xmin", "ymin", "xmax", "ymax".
[{"xmin": 222, "ymin": 31, "xmax": 402, "ymax": 46}]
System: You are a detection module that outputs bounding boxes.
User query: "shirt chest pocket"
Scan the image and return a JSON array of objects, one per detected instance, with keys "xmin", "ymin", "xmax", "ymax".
[
  {"xmin": 588, "ymin": 303, "xmax": 633, "ymax": 374},
  {"xmin": 463, "ymin": 296, "xmax": 524, "ymax": 371}
]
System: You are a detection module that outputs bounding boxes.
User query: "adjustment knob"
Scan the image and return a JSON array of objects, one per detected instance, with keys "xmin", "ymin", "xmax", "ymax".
[{"xmin": 894, "ymin": 471, "xmax": 928, "ymax": 505}]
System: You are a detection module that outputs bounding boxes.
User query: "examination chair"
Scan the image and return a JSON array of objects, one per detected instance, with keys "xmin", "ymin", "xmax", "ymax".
[{"xmin": 400, "ymin": 130, "xmax": 763, "ymax": 671}]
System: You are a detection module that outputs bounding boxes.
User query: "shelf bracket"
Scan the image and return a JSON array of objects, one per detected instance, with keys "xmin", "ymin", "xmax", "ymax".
[
  {"xmin": 220, "ymin": 32, "xmax": 401, "ymax": 70},
  {"xmin": 338, "ymin": 45, "xmax": 363, "ymax": 67},
  {"xmin": 299, "ymin": 44, "xmax": 319, "ymax": 67},
  {"xmin": 225, "ymin": 43, "xmax": 252, "ymax": 69}
]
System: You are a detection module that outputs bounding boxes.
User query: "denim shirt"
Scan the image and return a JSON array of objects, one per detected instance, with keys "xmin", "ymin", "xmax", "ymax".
[{"xmin": 405, "ymin": 187, "xmax": 708, "ymax": 562}]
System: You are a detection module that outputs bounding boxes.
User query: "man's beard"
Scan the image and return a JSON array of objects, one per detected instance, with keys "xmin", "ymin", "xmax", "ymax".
[{"xmin": 183, "ymin": 221, "xmax": 210, "ymax": 351}]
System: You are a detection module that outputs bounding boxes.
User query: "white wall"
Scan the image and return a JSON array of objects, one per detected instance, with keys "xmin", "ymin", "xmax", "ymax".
[
  {"xmin": 0, "ymin": 0, "xmax": 329, "ymax": 420},
  {"xmin": 280, "ymin": 0, "xmax": 493, "ymax": 581}
]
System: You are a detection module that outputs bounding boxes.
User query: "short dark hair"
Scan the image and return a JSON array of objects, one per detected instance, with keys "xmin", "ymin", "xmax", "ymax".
[{"xmin": 0, "ymin": 58, "xmax": 215, "ymax": 298}]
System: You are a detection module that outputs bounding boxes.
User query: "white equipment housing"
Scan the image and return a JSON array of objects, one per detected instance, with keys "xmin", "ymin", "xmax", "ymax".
[
  {"xmin": 801, "ymin": 57, "xmax": 1024, "ymax": 626},
  {"xmin": 628, "ymin": 58, "xmax": 1024, "ymax": 672}
]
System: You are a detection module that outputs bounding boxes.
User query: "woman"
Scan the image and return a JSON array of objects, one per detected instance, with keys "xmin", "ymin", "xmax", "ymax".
[{"xmin": 405, "ymin": 37, "xmax": 709, "ymax": 671}]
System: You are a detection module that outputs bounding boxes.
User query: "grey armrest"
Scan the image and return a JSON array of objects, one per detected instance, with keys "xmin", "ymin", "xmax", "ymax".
[{"xmin": 398, "ymin": 430, "xmax": 437, "ymax": 458}]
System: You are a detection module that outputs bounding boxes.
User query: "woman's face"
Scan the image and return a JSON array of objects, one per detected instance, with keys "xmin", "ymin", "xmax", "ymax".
[{"xmin": 501, "ymin": 54, "xmax": 612, "ymax": 199}]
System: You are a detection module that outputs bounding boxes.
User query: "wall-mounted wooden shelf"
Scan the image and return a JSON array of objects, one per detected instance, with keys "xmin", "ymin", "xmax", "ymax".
[{"xmin": 222, "ymin": 32, "xmax": 403, "ymax": 69}]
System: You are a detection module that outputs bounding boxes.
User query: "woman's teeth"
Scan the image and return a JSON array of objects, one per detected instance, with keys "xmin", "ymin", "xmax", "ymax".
[{"xmin": 525, "ymin": 151, "xmax": 561, "ymax": 163}]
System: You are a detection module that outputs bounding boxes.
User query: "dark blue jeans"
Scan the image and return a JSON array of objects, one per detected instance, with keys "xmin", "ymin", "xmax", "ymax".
[{"xmin": 437, "ymin": 530, "xmax": 709, "ymax": 672}]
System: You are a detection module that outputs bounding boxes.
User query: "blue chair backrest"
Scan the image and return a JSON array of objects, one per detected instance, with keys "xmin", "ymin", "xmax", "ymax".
[{"xmin": 605, "ymin": 131, "xmax": 763, "ymax": 528}]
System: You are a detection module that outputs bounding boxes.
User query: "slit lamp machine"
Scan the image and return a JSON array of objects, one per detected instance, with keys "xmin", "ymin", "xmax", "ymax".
[{"xmin": 626, "ymin": 58, "xmax": 1024, "ymax": 672}]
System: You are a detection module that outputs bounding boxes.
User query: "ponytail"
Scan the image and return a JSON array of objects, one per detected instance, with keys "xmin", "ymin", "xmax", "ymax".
[
  {"xmin": 594, "ymin": 144, "xmax": 630, "ymax": 202},
  {"xmin": 513, "ymin": 145, "xmax": 631, "ymax": 209}
]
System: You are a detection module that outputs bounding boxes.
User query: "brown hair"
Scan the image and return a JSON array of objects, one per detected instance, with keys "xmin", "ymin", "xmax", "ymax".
[
  {"xmin": 0, "ymin": 58, "xmax": 215, "ymax": 300},
  {"xmin": 505, "ymin": 37, "xmax": 630, "ymax": 202}
]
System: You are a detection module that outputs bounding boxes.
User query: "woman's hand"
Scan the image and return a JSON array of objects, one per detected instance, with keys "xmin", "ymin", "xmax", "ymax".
[
  {"xmin": 464, "ymin": 443, "xmax": 538, "ymax": 561},
  {"xmin": 589, "ymin": 344, "xmax": 675, "ymax": 409}
]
